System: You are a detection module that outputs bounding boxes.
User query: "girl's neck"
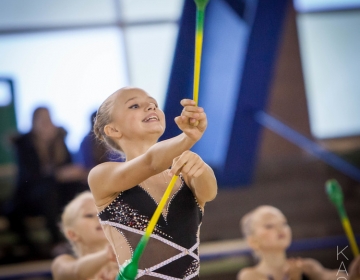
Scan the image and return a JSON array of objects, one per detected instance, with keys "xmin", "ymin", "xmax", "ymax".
[
  {"xmin": 121, "ymin": 137, "xmax": 158, "ymax": 161},
  {"xmin": 256, "ymin": 250, "xmax": 287, "ymax": 278}
]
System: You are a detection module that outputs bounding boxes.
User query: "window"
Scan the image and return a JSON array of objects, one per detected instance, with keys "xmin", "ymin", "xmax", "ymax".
[
  {"xmin": 295, "ymin": 2, "xmax": 360, "ymax": 138},
  {"xmin": 0, "ymin": 0, "xmax": 184, "ymax": 152}
]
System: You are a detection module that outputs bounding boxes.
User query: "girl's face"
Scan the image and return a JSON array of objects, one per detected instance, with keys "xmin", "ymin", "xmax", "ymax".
[
  {"xmin": 110, "ymin": 88, "xmax": 166, "ymax": 141},
  {"xmin": 250, "ymin": 208, "xmax": 292, "ymax": 252},
  {"xmin": 72, "ymin": 198, "xmax": 106, "ymax": 245}
]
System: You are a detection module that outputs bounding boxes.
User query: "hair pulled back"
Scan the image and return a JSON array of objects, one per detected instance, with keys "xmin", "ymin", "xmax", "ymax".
[
  {"xmin": 93, "ymin": 92, "xmax": 123, "ymax": 153},
  {"xmin": 240, "ymin": 205, "xmax": 281, "ymax": 238}
]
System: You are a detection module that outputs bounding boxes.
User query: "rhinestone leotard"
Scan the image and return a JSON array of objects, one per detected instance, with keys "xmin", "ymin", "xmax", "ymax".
[{"xmin": 98, "ymin": 176, "xmax": 203, "ymax": 279}]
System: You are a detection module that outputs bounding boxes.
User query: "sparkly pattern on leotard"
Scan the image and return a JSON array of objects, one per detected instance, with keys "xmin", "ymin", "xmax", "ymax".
[{"xmin": 98, "ymin": 176, "xmax": 203, "ymax": 279}]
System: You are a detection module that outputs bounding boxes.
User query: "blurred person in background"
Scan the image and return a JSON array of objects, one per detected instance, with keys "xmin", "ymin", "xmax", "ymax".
[
  {"xmin": 51, "ymin": 191, "xmax": 118, "ymax": 280},
  {"xmin": 7, "ymin": 106, "xmax": 88, "ymax": 260},
  {"xmin": 237, "ymin": 205, "xmax": 360, "ymax": 280}
]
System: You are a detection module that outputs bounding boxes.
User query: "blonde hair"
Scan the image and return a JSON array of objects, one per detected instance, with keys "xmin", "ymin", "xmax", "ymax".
[
  {"xmin": 240, "ymin": 205, "xmax": 282, "ymax": 238},
  {"xmin": 60, "ymin": 191, "xmax": 95, "ymax": 256},
  {"xmin": 93, "ymin": 90, "xmax": 123, "ymax": 153}
]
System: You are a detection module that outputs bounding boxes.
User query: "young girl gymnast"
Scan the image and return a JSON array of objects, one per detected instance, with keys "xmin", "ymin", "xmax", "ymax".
[
  {"xmin": 51, "ymin": 191, "xmax": 118, "ymax": 280},
  {"xmin": 88, "ymin": 87, "xmax": 218, "ymax": 279},
  {"xmin": 238, "ymin": 205, "xmax": 360, "ymax": 280}
]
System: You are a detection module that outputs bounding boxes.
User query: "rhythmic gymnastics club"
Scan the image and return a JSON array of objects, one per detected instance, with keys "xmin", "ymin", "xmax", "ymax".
[
  {"xmin": 117, "ymin": 1, "xmax": 209, "ymax": 279},
  {"xmin": 326, "ymin": 179, "xmax": 359, "ymax": 257},
  {"xmin": 117, "ymin": 175, "xmax": 179, "ymax": 280},
  {"xmin": 193, "ymin": 0, "xmax": 209, "ymax": 105}
]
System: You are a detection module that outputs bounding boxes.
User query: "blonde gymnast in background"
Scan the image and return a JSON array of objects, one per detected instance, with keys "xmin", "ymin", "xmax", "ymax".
[
  {"xmin": 237, "ymin": 205, "xmax": 360, "ymax": 280},
  {"xmin": 51, "ymin": 191, "xmax": 118, "ymax": 280}
]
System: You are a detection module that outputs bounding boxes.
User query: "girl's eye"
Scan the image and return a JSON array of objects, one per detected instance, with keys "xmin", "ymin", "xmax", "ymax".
[
  {"xmin": 84, "ymin": 213, "xmax": 95, "ymax": 218},
  {"xmin": 264, "ymin": 224, "xmax": 274, "ymax": 229},
  {"xmin": 129, "ymin": 104, "xmax": 139, "ymax": 109}
]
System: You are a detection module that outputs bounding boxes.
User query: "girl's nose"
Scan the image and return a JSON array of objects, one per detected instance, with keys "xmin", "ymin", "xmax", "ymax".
[{"xmin": 147, "ymin": 102, "xmax": 156, "ymax": 111}]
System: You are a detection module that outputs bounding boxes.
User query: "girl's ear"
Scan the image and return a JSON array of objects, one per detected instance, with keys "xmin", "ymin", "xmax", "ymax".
[
  {"xmin": 65, "ymin": 228, "xmax": 80, "ymax": 242},
  {"xmin": 246, "ymin": 235, "xmax": 259, "ymax": 251},
  {"xmin": 104, "ymin": 124, "xmax": 122, "ymax": 138}
]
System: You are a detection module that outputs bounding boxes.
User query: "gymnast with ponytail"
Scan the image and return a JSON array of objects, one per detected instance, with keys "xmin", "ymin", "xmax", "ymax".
[{"xmin": 88, "ymin": 86, "xmax": 217, "ymax": 279}]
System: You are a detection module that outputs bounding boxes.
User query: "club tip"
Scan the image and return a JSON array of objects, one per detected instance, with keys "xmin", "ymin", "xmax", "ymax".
[
  {"xmin": 116, "ymin": 260, "xmax": 138, "ymax": 280},
  {"xmin": 325, "ymin": 179, "xmax": 343, "ymax": 206},
  {"xmin": 194, "ymin": 0, "xmax": 210, "ymax": 9}
]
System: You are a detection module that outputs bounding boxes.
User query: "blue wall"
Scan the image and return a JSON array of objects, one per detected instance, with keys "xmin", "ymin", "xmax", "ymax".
[{"xmin": 163, "ymin": 0, "xmax": 289, "ymax": 187}]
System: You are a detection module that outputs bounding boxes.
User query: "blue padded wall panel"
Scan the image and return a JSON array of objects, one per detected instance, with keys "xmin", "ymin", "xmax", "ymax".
[
  {"xmin": 221, "ymin": 0, "xmax": 288, "ymax": 186},
  {"xmin": 163, "ymin": 0, "xmax": 288, "ymax": 187},
  {"xmin": 161, "ymin": 0, "xmax": 196, "ymax": 141},
  {"xmin": 192, "ymin": 0, "xmax": 249, "ymax": 170}
]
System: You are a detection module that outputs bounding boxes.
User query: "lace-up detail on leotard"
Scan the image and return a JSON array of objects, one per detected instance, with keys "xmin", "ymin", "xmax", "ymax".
[{"xmin": 98, "ymin": 176, "xmax": 203, "ymax": 279}]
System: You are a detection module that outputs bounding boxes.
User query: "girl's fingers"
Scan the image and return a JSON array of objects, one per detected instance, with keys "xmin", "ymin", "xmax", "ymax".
[
  {"xmin": 170, "ymin": 151, "xmax": 192, "ymax": 175},
  {"xmin": 189, "ymin": 161, "xmax": 206, "ymax": 177},
  {"xmin": 181, "ymin": 112, "xmax": 205, "ymax": 127},
  {"xmin": 181, "ymin": 99, "xmax": 204, "ymax": 115},
  {"xmin": 181, "ymin": 110, "xmax": 200, "ymax": 120},
  {"xmin": 170, "ymin": 156, "xmax": 187, "ymax": 176},
  {"xmin": 181, "ymin": 157, "xmax": 203, "ymax": 175},
  {"xmin": 176, "ymin": 98, "xmax": 207, "ymax": 132},
  {"xmin": 180, "ymin": 160, "xmax": 196, "ymax": 175},
  {"xmin": 170, "ymin": 152, "xmax": 205, "ymax": 177},
  {"xmin": 190, "ymin": 119, "xmax": 199, "ymax": 127},
  {"xmin": 180, "ymin": 99, "xmax": 197, "ymax": 107},
  {"xmin": 182, "ymin": 105, "xmax": 204, "ymax": 113},
  {"xmin": 185, "ymin": 164, "xmax": 201, "ymax": 177},
  {"xmin": 192, "ymin": 167, "xmax": 205, "ymax": 178},
  {"xmin": 181, "ymin": 108, "xmax": 203, "ymax": 122}
]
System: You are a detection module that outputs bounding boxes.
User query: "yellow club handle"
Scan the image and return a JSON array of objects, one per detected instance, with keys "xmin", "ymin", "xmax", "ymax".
[
  {"xmin": 342, "ymin": 218, "xmax": 359, "ymax": 257},
  {"xmin": 144, "ymin": 175, "xmax": 179, "ymax": 237}
]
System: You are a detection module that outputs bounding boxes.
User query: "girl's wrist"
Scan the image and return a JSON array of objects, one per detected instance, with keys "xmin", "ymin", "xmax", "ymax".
[{"xmin": 181, "ymin": 133, "xmax": 197, "ymax": 147}]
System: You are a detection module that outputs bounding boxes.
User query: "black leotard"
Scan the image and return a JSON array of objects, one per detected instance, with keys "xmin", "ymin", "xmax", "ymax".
[{"xmin": 98, "ymin": 176, "xmax": 203, "ymax": 279}]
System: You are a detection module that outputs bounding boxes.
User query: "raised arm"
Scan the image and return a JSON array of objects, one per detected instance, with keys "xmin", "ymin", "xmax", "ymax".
[{"xmin": 88, "ymin": 99, "xmax": 207, "ymax": 204}]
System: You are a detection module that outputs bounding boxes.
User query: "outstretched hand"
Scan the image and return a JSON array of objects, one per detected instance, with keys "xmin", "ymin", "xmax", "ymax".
[{"xmin": 175, "ymin": 99, "xmax": 207, "ymax": 142}]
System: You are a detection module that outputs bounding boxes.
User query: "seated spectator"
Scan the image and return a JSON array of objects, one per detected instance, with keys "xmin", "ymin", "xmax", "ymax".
[{"xmin": 7, "ymin": 106, "xmax": 88, "ymax": 259}]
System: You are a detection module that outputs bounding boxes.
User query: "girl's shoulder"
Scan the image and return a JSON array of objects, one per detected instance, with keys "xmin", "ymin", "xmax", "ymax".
[
  {"xmin": 90, "ymin": 161, "xmax": 125, "ymax": 172},
  {"xmin": 88, "ymin": 161, "xmax": 124, "ymax": 189},
  {"xmin": 88, "ymin": 161, "xmax": 126, "ymax": 206},
  {"xmin": 237, "ymin": 267, "xmax": 267, "ymax": 280}
]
